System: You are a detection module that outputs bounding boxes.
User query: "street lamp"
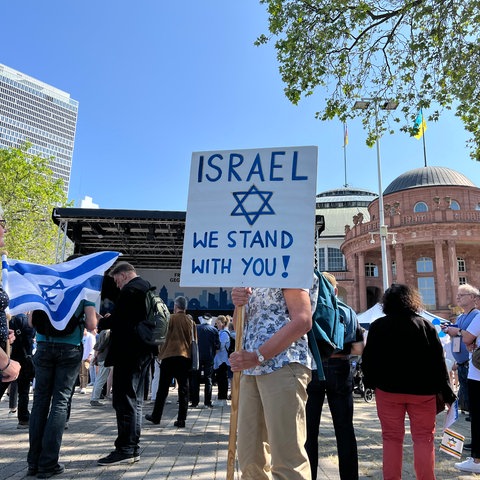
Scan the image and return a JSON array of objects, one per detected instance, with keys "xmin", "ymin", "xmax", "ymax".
[{"xmin": 353, "ymin": 98, "xmax": 398, "ymax": 292}]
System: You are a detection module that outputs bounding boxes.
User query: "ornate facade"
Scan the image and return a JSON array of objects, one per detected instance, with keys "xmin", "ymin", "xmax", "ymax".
[{"xmin": 340, "ymin": 166, "xmax": 480, "ymax": 318}]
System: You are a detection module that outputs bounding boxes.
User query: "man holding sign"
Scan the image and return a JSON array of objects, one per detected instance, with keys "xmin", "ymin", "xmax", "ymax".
[
  {"xmin": 230, "ymin": 282, "xmax": 318, "ymax": 479},
  {"xmin": 181, "ymin": 145, "xmax": 318, "ymax": 479}
]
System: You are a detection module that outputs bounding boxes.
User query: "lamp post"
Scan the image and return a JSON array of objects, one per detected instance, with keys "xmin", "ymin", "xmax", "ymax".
[{"xmin": 353, "ymin": 98, "xmax": 398, "ymax": 292}]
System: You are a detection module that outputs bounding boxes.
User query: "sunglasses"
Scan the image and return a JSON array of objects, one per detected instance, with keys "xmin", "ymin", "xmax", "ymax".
[{"xmin": 0, "ymin": 219, "xmax": 6, "ymax": 229}]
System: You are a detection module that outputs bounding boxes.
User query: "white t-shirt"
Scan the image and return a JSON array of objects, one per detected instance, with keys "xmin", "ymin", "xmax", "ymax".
[
  {"xmin": 466, "ymin": 315, "xmax": 480, "ymax": 381},
  {"xmin": 82, "ymin": 331, "xmax": 96, "ymax": 361}
]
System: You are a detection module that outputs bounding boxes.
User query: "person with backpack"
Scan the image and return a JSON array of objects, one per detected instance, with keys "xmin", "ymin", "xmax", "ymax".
[
  {"xmin": 213, "ymin": 315, "xmax": 230, "ymax": 406},
  {"xmin": 230, "ymin": 278, "xmax": 318, "ymax": 480},
  {"xmin": 97, "ymin": 262, "xmax": 153, "ymax": 466},
  {"xmin": 305, "ymin": 272, "xmax": 364, "ymax": 480},
  {"xmin": 27, "ymin": 296, "xmax": 97, "ymax": 478}
]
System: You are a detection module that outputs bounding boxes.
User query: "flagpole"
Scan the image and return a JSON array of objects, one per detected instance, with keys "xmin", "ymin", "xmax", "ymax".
[
  {"xmin": 422, "ymin": 128, "xmax": 428, "ymax": 167},
  {"xmin": 343, "ymin": 123, "xmax": 348, "ymax": 187}
]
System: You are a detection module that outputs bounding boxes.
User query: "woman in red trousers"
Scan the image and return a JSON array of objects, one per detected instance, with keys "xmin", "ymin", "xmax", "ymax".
[{"xmin": 362, "ymin": 284, "xmax": 455, "ymax": 479}]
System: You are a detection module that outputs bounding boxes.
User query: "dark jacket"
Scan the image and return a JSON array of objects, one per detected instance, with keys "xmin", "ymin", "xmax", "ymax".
[
  {"xmin": 99, "ymin": 276, "xmax": 152, "ymax": 368},
  {"xmin": 10, "ymin": 314, "xmax": 35, "ymax": 361},
  {"xmin": 362, "ymin": 314, "xmax": 455, "ymax": 402},
  {"xmin": 197, "ymin": 323, "xmax": 220, "ymax": 363}
]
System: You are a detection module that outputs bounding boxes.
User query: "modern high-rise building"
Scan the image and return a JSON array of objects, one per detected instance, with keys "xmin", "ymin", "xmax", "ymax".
[{"xmin": 0, "ymin": 63, "xmax": 79, "ymax": 194}]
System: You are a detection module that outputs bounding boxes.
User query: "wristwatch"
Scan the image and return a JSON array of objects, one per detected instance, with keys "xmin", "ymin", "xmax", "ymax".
[
  {"xmin": 458, "ymin": 329, "xmax": 463, "ymax": 336},
  {"xmin": 255, "ymin": 348, "xmax": 265, "ymax": 364}
]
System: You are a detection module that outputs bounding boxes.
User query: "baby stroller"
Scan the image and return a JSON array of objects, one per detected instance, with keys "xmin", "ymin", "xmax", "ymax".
[{"xmin": 352, "ymin": 358, "xmax": 374, "ymax": 403}]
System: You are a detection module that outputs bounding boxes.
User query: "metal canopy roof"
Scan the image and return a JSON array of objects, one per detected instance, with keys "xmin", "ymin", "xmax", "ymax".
[{"xmin": 52, "ymin": 208, "xmax": 186, "ymax": 269}]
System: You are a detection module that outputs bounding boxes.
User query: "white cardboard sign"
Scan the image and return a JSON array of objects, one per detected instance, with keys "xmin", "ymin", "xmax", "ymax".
[{"xmin": 180, "ymin": 146, "xmax": 318, "ymax": 288}]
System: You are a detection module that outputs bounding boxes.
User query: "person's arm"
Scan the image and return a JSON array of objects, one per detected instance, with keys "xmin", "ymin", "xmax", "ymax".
[
  {"xmin": 230, "ymin": 288, "xmax": 312, "ymax": 372},
  {"xmin": 84, "ymin": 305, "xmax": 98, "ymax": 331},
  {"xmin": 0, "ymin": 347, "xmax": 21, "ymax": 382}
]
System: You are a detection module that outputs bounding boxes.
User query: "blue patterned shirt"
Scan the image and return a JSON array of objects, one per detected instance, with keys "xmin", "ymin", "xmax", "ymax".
[{"xmin": 242, "ymin": 276, "xmax": 318, "ymax": 375}]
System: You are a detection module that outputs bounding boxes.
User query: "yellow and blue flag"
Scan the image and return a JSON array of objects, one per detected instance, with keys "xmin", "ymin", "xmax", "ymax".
[{"xmin": 413, "ymin": 110, "xmax": 427, "ymax": 139}]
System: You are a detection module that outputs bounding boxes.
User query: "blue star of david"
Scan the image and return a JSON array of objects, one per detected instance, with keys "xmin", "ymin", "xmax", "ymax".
[
  {"xmin": 231, "ymin": 184, "xmax": 275, "ymax": 226},
  {"xmin": 39, "ymin": 279, "xmax": 66, "ymax": 305}
]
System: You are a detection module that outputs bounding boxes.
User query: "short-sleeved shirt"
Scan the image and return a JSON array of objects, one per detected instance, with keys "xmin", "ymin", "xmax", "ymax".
[
  {"xmin": 242, "ymin": 276, "xmax": 318, "ymax": 376},
  {"xmin": 467, "ymin": 315, "xmax": 480, "ymax": 381},
  {"xmin": 36, "ymin": 299, "xmax": 95, "ymax": 346}
]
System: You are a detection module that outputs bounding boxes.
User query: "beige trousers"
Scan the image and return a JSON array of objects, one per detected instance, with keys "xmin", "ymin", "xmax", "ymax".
[{"xmin": 237, "ymin": 363, "xmax": 312, "ymax": 480}]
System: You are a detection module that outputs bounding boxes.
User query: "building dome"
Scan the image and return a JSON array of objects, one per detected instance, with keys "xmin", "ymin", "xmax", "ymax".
[
  {"xmin": 384, "ymin": 166, "xmax": 476, "ymax": 195},
  {"xmin": 316, "ymin": 187, "xmax": 377, "ymax": 237}
]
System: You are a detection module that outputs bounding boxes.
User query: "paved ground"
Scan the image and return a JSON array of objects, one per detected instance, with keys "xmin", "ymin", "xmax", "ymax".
[{"xmin": 0, "ymin": 385, "xmax": 477, "ymax": 479}]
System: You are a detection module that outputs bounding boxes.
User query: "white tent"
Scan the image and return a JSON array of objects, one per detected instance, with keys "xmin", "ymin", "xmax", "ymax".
[{"xmin": 358, "ymin": 303, "xmax": 449, "ymax": 325}]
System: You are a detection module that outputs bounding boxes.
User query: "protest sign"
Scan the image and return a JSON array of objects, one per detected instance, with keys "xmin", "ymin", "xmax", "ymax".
[{"xmin": 180, "ymin": 146, "xmax": 317, "ymax": 288}]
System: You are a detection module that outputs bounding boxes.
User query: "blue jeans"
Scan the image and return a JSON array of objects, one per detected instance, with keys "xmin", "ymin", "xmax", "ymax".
[
  {"xmin": 27, "ymin": 342, "xmax": 82, "ymax": 472},
  {"xmin": 91, "ymin": 361, "xmax": 112, "ymax": 401},
  {"xmin": 305, "ymin": 358, "xmax": 359, "ymax": 480},
  {"xmin": 112, "ymin": 357, "xmax": 151, "ymax": 455}
]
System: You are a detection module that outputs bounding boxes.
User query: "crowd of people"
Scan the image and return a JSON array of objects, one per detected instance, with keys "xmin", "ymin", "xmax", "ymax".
[{"xmin": 1, "ymin": 229, "xmax": 479, "ymax": 478}]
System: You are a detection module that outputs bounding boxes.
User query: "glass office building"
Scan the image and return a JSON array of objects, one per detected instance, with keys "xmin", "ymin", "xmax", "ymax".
[{"xmin": 0, "ymin": 63, "xmax": 79, "ymax": 194}]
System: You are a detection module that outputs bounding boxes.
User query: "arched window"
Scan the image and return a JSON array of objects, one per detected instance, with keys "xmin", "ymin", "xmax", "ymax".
[
  {"xmin": 365, "ymin": 263, "xmax": 378, "ymax": 277},
  {"xmin": 414, "ymin": 202, "xmax": 428, "ymax": 213},
  {"xmin": 457, "ymin": 257, "xmax": 466, "ymax": 272},
  {"xmin": 417, "ymin": 257, "xmax": 433, "ymax": 273},
  {"xmin": 450, "ymin": 200, "xmax": 460, "ymax": 210}
]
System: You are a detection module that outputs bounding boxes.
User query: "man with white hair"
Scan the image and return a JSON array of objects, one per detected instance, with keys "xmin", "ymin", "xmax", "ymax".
[
  {"xmin": 442, "ymin": 283, "xmax": 480, "ymax": 421},
  {"xmin": 189, "ymin": 313, "xmax": 219, "ymax": 408}
]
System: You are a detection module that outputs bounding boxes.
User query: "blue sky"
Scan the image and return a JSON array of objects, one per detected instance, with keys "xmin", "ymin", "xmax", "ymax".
[{"xmin": 1, "ymin": 1, "xmax": 478, "ymax": 211}]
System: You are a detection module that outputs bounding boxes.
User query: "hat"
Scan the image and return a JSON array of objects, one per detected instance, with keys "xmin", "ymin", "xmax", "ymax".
[{"xmin": 199, "ymin": 313, "xmax": 212, "ymax": 325}]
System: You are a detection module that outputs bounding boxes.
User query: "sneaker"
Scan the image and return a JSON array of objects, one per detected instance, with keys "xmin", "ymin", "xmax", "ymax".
[
  {"xmin": 174, "ymin": 420, "xmax": 185, "ymax": 428},
  {"xmin": 145, "ymin": 413, "xmax": 160, "ymax": 425},
  {"xmin": 204, "ymin": 403, "xmax": 213, "ymax": 408},
  {"xmin": 464, "ymin": 443, "xmax": 472, "ymax": 450},
  {"xmin": 90, "ymin": 400, "xmax": 105, "ymax": 407},
  {"xmin": 17, "ymin": 421, "xmax": 29, "ymax": 429},
  {"xmin": 455, "ymin": 457, "xmax": 480, "ymax": 473},
  {"xmin": 9, "ymin": 408, "xmax": 17, "ymax": 414},
  {"xmin": 79, "ymin": 388, "xmax": 87, "ymax": 394},
  {"xmin": 98, "ymin": 451, "xmax": 138, "ymax": 466},
  {"xmin": 189, "ymin": 403, "xmax": 198, "ymax": 408},
  {"xmin": 36, "ymin": 463, "xmax": 64, "ymax": 478}
]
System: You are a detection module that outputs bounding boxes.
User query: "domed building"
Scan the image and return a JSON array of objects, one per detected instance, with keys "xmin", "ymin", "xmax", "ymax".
[
  {"xmin": 340, "ymin": 166, "xmax": 480, "ymax": 317},
  {"xmin": 315, "ymin": 187, "xmax": 377, "ymax": 302}
]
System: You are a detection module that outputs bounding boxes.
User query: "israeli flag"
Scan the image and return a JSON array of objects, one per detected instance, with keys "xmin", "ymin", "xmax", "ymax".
[{"xmin": 2, "ymin": 251, "xmax": 120, "ymax": 331}]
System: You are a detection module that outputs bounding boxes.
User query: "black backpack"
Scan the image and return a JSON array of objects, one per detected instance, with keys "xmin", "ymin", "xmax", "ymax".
[
  {"xmin": 31, "ymin": 309, "xmax": 85, "ymax": 337},
  {"xmin": 136, "ymin": 287, "xmax": 170, "ymax": 352}
]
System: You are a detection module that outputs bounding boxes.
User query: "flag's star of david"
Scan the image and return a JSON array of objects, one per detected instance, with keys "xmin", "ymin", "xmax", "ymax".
[
  {"xmin": 39, "ymin": 279, "xmax": 66, "ymax": 305},
  {"xmin": 231, "ymin": 185, "xmax": 275, "ymax": 226},
  {"xmin": 447, "ymin": 437, "xmax": 457, "ymax": 448}
]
